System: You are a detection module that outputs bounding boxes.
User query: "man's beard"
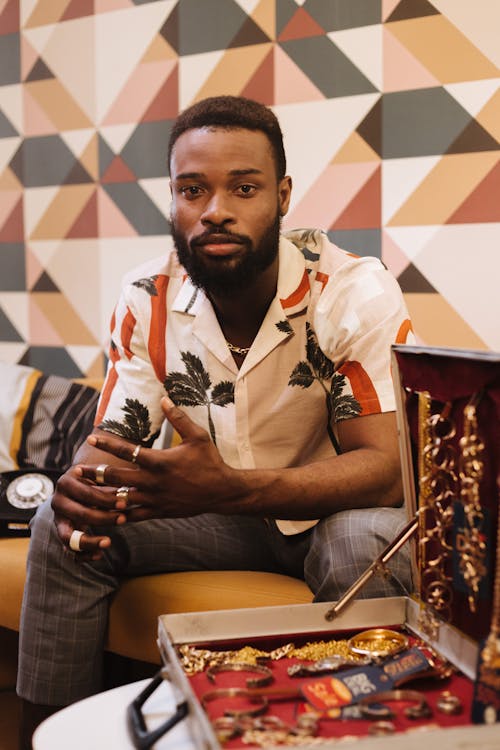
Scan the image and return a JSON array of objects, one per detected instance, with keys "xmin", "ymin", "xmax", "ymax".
[{"xmin": 171, "ymin": 212, "xmax": 281, "ymax": 298}]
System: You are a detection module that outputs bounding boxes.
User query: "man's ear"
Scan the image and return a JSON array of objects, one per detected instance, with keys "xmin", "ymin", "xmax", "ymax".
[
  {"xmin": 169, "ymin": 179, "xmax": 173, "ymax": 196},
  {"xmin": 279, "ymin": 175, "xmax": 292, "ymax": 216}
]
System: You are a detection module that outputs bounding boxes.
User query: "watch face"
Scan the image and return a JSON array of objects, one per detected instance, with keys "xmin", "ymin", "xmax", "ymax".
[{"xmin": 6, "ymin": 473, "xmax": 54, "ymax": 509}]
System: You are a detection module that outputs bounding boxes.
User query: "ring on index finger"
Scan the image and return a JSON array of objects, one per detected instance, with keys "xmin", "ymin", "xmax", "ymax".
[
  {"xmin": 116, "ymin": 486, "xmax": 130, "ymax": 502},
  {"xmin": 131, "ymin": 444, "xmax": 141, "ymax": 463},
  {"xmin": 95, "ymin": 464, "xmax": 108, "ymax": 485}
]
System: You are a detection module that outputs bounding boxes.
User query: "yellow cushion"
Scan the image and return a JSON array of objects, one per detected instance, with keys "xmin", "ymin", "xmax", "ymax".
[{"xmin": 0, "ymin": 538, "xmax": 312, "ymax": 665}]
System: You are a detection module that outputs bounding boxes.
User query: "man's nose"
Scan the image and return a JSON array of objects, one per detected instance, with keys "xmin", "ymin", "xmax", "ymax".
[{"xmin": 200, "ymin": 192, "xmax": 234, "ymax": 226}]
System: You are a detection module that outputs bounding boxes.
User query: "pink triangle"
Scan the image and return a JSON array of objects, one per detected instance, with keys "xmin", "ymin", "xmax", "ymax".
[
  {"xmin": 102, "ymin": 60, "xmax": 177, "ymax": 125},
  {"xmin": 95, "ymin": 0, "xmax": 133, "ymax": 12},
  {"xmin": 25, "ymin": 248, "xmax": 46, "ymax": 290},
  {"xmin": 0, "ymin": 190, "xmax": 22, "ymax": 228},
  {"xmin": 382, "ymin": 230, "xmax": 411, "ymax": 279},
  {"xmin": 30, "ymin": 297, "xmax": 65, "ymax": 345},
  {"xmin": 287, "ymin": 162, "xmax": 379, "ymax": 229},
  {"xmin": 23, "ymin": 87, "xmax": 57, "ymax": 136},
  {"xmin": 21, "ymin": 37, "xmax": 39, "ymax": 81},
  {"xmin": 383, "ymin": 27, "xmax": 440, "ymax": 92},
  {"xmin": 97, "ymin": 186, "xmax": 138, "ymax": 237},
  {"xmin": 382, "ymin": 0, "xmax": 401, "ymax": 22},
  {"xmin": 273, "ymin": 45, "xmax": 324, "ymax": 105}
]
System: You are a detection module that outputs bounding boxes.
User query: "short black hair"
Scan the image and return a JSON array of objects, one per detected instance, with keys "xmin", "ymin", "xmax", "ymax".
[{"xmin": 168, "ymin": 96, "xmax": 286, "ymax": 179}]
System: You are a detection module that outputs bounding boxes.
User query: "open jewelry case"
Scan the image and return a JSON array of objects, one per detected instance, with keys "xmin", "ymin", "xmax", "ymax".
[{"xmin": 127, "ymin": 345, "xmax": 500, "ymax": 749}]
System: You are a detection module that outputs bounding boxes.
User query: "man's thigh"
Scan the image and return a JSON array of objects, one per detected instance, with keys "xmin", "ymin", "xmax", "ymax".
[{"xmin": 112, "ymin": 513, "xmax": 281, "ymax": 576}]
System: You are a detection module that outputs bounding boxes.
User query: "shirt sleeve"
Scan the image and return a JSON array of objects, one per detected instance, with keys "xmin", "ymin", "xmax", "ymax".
[
  {"xmin": 94, "ymin": 281, "xmax": 166, "ymax": 446},
  {"xmin": 314, "ymin": 255, "xmax": 414, "ymax": 419}
]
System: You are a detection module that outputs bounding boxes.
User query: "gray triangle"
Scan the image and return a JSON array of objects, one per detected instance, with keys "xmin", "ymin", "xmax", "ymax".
[
  {"xmin": 0, "ymin": 306, "xmax": 23, "ymax": 342},
  {"xmin": 280, "ymin": 36, "xmax": 377, "ymax": 98},
  {"xmin": 178, "ymin": 0, "xmax": 255, "ymax": 55}
]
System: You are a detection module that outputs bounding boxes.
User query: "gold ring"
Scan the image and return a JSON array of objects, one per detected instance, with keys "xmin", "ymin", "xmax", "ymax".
[
  {"xmin": 201, "ymin": 688, "xmax": 268, "ymax": 718},
  {"xmin": 348, "ymin": 628, "xmax": 409, "ymax": 659},
  {"xmin": 95, "ymin": 464, "xmax": 108, "ymax": 485},
  {"xmin": 436, "ymin": 691, "xmax": 462, "ymax": 715},
  {"xmin": 368, "ymin": 720, "xmax": 396, "ymax": 736},
  {"xmin": 131, "ymin": 445, "xmax": 141, "ymax": 463},
  {"xmin": 116, "ymin": 486, "xmax": 130, "ymax": 502},
  {"xmin": 206, "ymin": 662, "xmax": 274, "ymax": 688}
]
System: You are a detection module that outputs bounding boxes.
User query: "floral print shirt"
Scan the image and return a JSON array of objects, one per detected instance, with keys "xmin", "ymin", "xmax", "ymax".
[{"xmin": 96, "ymin": 229, "xmax": 414, "ymax": 534}]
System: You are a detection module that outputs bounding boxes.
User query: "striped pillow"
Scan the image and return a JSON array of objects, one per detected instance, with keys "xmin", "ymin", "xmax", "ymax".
[{"xmin": 0, "ymin": 362, "xmax": 99, "ymax": 473}]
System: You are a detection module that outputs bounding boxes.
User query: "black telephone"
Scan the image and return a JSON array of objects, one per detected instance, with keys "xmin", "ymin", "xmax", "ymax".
[{"xmin": 0, "ymin": 468, "xmax": 61, "ymax": 536}]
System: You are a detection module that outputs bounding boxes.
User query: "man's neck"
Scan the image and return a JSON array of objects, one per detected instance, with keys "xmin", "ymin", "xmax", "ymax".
[{"xmin": 210, "ymin": 256, "xmax": 279, "ymax": 348}]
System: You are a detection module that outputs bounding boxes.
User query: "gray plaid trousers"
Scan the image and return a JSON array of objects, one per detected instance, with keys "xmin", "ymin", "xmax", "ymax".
[{"xmin": 17, "ymin": 500, "xmax": 411, "ymax": 705}]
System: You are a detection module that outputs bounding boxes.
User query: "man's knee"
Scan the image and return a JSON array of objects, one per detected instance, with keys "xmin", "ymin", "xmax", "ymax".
[{"xmin": 305, "ymin": 507, "xmax": 413, "ymax": 601}]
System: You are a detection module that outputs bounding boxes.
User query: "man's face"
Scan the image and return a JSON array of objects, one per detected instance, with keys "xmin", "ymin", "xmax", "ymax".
[{"xmin": 169, "ymin": 127, "xmax": 291, "ymax": 298}]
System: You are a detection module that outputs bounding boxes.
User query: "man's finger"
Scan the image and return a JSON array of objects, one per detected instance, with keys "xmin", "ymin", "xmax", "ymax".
[
  {"xmin": 161, "ymin": 395, "xmax": 209, "ymax": 442},
  {"xmin": 87, "ymin": 433, "xmax": 151, "ymax": 465}
]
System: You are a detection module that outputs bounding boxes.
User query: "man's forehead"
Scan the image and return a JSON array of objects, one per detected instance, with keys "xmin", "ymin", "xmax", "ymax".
[{"xmin": 171, "ymin": 126, "xmax": 273, "ymax": 167}]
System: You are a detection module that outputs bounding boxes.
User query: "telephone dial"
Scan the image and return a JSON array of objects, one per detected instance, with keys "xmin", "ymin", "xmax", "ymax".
[{"xmin": 0, "ymin": 468, "xmax": 61, "ymax": 536}]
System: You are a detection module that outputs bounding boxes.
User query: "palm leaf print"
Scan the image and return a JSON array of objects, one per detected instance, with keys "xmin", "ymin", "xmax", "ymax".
[
  {"xmin": 164, "ymin": 352, "xmax": 234, "ymax": 445},
  {"xmin": 132, "ymin": 276, "xmax": 158, "ymax": 296},
  {"xmin": 99, "ymin": 398, "xmax": 159, "ymax": 446},
  {"xmin": 276, "ymin": 320, "xmax": 293, "ymax": 335},
  {"xmin": 289, "ymin": 323, "xmax": 361, "ymax": 453}
]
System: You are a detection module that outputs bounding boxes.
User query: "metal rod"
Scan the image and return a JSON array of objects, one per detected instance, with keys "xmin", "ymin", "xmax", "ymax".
[{"xmin": 324, "ymin": 514, "xmax": 419, "ymax": 622}]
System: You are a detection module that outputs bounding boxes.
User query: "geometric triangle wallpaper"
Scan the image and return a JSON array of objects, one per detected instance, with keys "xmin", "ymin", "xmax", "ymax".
[{"xmin": 0, "ymin": 0, "xmax": 499, "ymax": 376}]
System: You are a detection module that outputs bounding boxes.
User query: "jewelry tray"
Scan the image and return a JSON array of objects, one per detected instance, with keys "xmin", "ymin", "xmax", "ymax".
[{"xmin": 151, "ymin": 597, "xmax": 496, "ymax": 749}]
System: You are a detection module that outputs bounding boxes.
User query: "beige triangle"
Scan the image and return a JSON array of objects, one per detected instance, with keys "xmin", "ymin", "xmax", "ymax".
[
  {"xmin": 389, "ymin": 15, "xmax": 499, "ymax": 83},
  {"xmin": 0, "ymin": 84, "xmax": 23, "ymax": 134},
  {"xmin": 389, "ymin": 152, "xmax": 499, "ymax": 226},
  {"xmin": 27, "ymin": 79, "xmax": 93, "ymax": 131},
  {"xmin": 332, "ymin": 131, "xmax": 380, "ymax": 164},
  {"xmin": 196, "ymin": 44, "xmax": 273, "ymax": 102},
  {"xmin": 0, "ymin": 167, "xmax": 22, "ymax": 190},
  {"xmin": 30, "ymin": 297, "xmax": 65, "ymax": 346},
  {"xmin": 476, "ymin": 89, "xmax": 500, "ymax": 143},
  {"xmin": 33, "ymin": 292, "xmax": 99, "ymax": 345},
  {"xmin": 30, "ymin": 185, "xmax": 96, "ymax": 240},
  {"xmin": 252, "ymin": 0, "xmax": 275, "ymax": 40},
  {"xmin": 142, "ymin": 33, "xmax": 177, "ymax": 62},
  {"xmin": 0, "ymin": 137, "xmax": 21, "ymax": 174},
  {"xmin": 404, "ymin": 293, "xmax": 487, "ymax": 350},
  {"xmin": 24, "ymin": 0, "xmax": 70, "ymax": 27}
]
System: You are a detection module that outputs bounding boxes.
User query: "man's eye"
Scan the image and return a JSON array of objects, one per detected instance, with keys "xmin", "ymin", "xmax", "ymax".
[
  {"xmin": 180, "ymin": 186, "xmax": 201, "ymax": 197},
  {"xmin": 237, "ymin": 184, "xmax": 256, "ymax": 195}
]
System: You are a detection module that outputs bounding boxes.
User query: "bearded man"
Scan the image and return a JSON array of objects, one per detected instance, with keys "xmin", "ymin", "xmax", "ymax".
[{"xmin": 17, "ymin": 95, "xmax": 414, "ymax": 746}]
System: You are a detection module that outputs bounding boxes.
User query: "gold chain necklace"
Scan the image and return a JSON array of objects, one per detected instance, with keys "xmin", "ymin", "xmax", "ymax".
[{"xmin": 226, "ymin": 340, "xmax": 251, "ymax": 356}]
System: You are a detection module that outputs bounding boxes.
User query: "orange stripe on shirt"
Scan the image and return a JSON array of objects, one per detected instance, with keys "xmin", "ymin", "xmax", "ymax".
[
  {"xmin": 148, "ymin": 275, "xmax": 168, "ymax": 382},
  {"xmin": 395, "ymin": 318, "xmax": 413, "ymax": 344},
  {"xmin": 281, "ymin": 269, "xmax": 309, "ymax": 309},
  {"xmin": 121, "ymin": 308, "xmax": 136, "ymax": 360},
  {"xmin": 338, "ymin": 360, "xmax": 381, "ymax": 415},
  {"xmin": 315, "ymin": 271, "xmax": 329, "ymax": 293}
]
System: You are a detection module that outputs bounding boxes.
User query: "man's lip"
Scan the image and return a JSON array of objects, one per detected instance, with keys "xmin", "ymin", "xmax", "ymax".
[{"xmin": 195, "ymin": 237, "xmax": 244, "ymax": 256}]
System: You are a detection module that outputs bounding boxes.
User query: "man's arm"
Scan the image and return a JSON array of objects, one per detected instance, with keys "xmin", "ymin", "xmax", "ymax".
[{"xmin": 56, "ymin": 396, "xmax": 403, "ymax": 556}]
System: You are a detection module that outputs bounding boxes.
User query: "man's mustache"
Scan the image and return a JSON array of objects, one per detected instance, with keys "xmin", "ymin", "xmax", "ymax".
[{"xmin": 192, "ymin": 229, "xmax": 251, "ymax": 247}]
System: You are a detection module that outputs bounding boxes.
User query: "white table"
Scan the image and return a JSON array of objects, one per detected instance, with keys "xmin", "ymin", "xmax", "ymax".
[
  {"xmin": 33, "ymin": 676, "xmax": 500, "ymax": 750},
  {"xmin": 33, "ymin": 678, "xmax": 194, "ymax": 750}
]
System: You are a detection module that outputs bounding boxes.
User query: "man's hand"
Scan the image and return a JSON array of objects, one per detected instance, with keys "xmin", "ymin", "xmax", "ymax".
[{"xmin": 76, "ymin": 396, "xmax": 240, "ymax": 524}]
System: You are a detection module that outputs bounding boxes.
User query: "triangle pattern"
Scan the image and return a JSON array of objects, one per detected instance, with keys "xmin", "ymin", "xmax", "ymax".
[
  {"xmin": 387, "ymin": 0, "xmax": 440, "ymax": 22},
  {"xmin": 447, "ymin": 160, "xmax": 500, "ymax": 224},
  {"xmin": 331, "ymin": 167, "xmax": 381, "ymax": 230},
  {"xmin": 278, "ymin": 7, "xmax": 325, "ymax": 42}
]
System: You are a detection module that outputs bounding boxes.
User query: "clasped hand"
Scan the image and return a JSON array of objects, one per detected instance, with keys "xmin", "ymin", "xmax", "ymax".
[{"xmin": 52, "ymin": 396, "xmax": 239, "ymax": 558}]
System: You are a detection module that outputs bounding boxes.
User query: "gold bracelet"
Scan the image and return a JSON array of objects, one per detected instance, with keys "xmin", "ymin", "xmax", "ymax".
[
  {"xmin": 359, "ymin": 689, "xmax": 432, "ymax": 720},
  {"xmin": 206, "ymin": 661, "xmax": 274, "ymax": 688},
  {"xmin": 201, "ymin": 687, "xmax": 268, "ymax": 718}
]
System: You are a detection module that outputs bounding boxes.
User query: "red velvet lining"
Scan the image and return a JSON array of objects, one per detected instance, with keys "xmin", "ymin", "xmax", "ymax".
[
  {"xmin": 393, "ymin": 347, "xmax": 500, "ymax": 642},
  {"xmin": 187, "ymin": 631, "xmax": 474, "ymax": 746}
]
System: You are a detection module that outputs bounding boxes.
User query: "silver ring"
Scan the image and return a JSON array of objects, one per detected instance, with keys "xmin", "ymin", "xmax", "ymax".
[
  {"xmin": 95, "ymin": 464, "xmax": 108, "ymax": 485},
  {"xmin": 69, "ymin": 529, "xmax": 84, "ymax": 552},
  {"xmin": 131, "ymin": 445, "xmax": 141, "ymax": 463},
  {"xmin": 116, "ymin": 486, "xmax": 130, "ymax": 502}
]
